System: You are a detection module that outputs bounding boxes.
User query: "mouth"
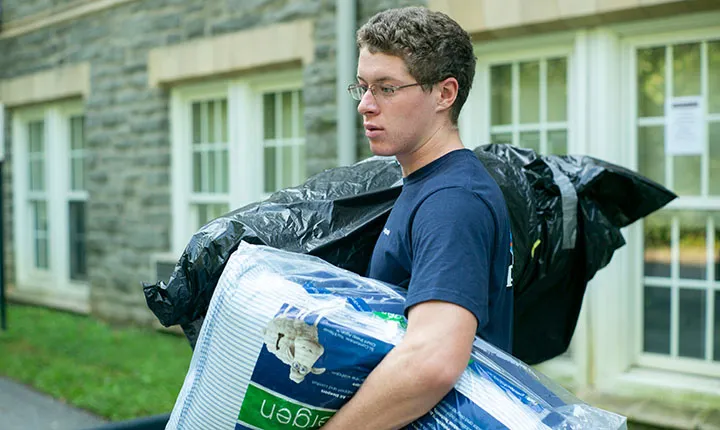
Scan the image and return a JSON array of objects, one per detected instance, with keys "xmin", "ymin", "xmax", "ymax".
[{"xmin": 364, "ymin": 123, "xmax": 383, "ymax": 138}]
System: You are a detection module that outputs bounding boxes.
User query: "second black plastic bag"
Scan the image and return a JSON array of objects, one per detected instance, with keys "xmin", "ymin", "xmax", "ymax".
[{"xmin": 144, "ymin": 144, "xmax": 676, "ymax": 364}]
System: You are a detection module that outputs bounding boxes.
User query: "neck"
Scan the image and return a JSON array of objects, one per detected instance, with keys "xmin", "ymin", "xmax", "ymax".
[{"xmin": 397, "ymin": 122, "xmax": 464, "ymax": 177}]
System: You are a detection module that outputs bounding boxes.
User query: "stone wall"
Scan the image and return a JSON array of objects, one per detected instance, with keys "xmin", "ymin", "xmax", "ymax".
[
  {"xmin": 0, "ymin": 0, "xmax": 430, "ymax": 325},
  {"xmin": 2, "ymin": 0, "xmax": 79, "ymax": 23}
]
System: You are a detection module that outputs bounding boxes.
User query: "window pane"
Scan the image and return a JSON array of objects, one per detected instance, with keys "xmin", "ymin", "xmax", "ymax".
[
  {"xmin": 679, "ymin": 212, "xmax": 707, "ymax": 280},
  {"xmin": 547, "ymin": 130, "xmax": 567, "ymax": 155},
  {"xmin": 195, "ymin": 203, "xmax": 229, "ymax": 229},
  {"xmin": 519, "ymin": 131, "xmax": 540, "ymax": 153},
  {"xmin": 69, "ymin": 201, "xmax": 87, "ymax": 281},
  {"xmin": 197, "ymin": 205, "xmax": 207, "ymax": 228},
  {"xmin": 297, "ymin": 92, "xmax": 305, "ymax": 138},
  {"xmin": 638, "ymin": 126, "xmax": 665, "ymax": 186},
  {"xmin": 213, "ymin": 204, "xmax": 229, "ymax": 220},
  {"xmin": 192, "ymin": 102, "xmax": 201, "ymax": 144},
  {"xmin": 644, "ymin": 286, "xmax": 671, "ymax": 354},
  {"xmin": 519, "ymin": 61, "xmax": 540, "ymax": 124},
  {"xmin": 491, "ymin": 133, "xmax": 512, "ymax": 145},
  {"xmin": 710, "ymin": 41, "xmax": 720, "ymax": 114},
  {"xmin": 547, "ymin": 58, "xmax": 567, "ymax": 122},
  {"xmin": 219, "ymin": 149, "xmax": 229, "ymax": 194},
  {"xmin": 673, "ymin": 155, "xmax": 701, "ymax": 196},
  {"xmin": 208, "ymin": 149, "xmax": 216, "ymax": 192},
  {"xmin": 193, "ymin": 152, "xmax": 201, "ymax": 192},
  {"xmin": 710, "ymin": 122, "xmax": 720, "ymax": 196},
  {"xmin": 491, "ymin": 64, "xmax": 512, "ymax": 126},
  {"xmin": 673, "ymin": 43, "xmax": 701, "ymax": 97},
  {"xmin": 715, "ymin": 291, "xmax": 720, "ymax": 361},
  {"xmin": 298, "ymin": 144, "xmax": 306, "ymax": 183},
  {"xmin": 207, "ymin": 101, "xmax": 216, "ymax": 143},
  {"xmin": 30, "ymin": 160, "xmax": 45, "ymax": 192},
  {"xmin": 29, "ymin": 121, "xmax": 44, "ymax": 153},
  {"xmin": 264, "ymin": 93, "xmax": 276, "ymax": 139},
  {"xmin": 264, "ymin": 146, "xmax": 276, "ymax": 193},
  {"xmin": 281, "ymin": 146, "xmax": 297, "ymax": 188},
  {"xmin": 220, "ymin": 100, "xmax": 228, "ymax": 142},
  {"xmin": 282, "ymin": 91, "xmax": 293, "ymax": 139},
  {"xmin": 714, "ymin": 212, "xmax": 720, "ymax": 282},
  {"xmin": 33, "ymin": 201, "xmax": 49, "ymax": 270},
  {"xmin": 645, "ymin": 212, "xmax": 671, "ymax": 277},
  {"xmin": 70, "ymin": 116, "xmax": 85, "ymax": 150},
  {"xmin": 678, "ymin": 289, "xmax": 706, "ymax": 359},
  {"xmin": 71, "ymin": 158, "xmax": 85, "ymax": 191},
  {"xmin": 637, "ymin": 47, "xmax": 666, "ymax": 118}
]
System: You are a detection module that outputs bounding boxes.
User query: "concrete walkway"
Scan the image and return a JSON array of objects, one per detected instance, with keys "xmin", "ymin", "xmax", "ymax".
[{"xmin": 0, "ymin": 377, "xmax": 107, "ymax": 430}]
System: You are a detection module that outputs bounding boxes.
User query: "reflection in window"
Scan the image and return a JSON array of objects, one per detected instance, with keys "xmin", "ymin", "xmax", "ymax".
[
  {"xmin": 69, "ymin": 201, "xmax": 87, "ymax": 281},
  {"xmin": 678, "ymin": 212, "xmax": 706, "ymax": 280},
  {"xmin": 547, "ymin": 58, "xmax": 567, "ymax": 122},
  {"xmin": 644, "ymin": 286, "xmax": 671, "ymax": 354},
  {"xmin": 673, "ymin": 155, "xmax": 701, "ymax": 196},
  {"xmin": 491, "ymin": 65, "xmax": 512, "ymax": 126},
  {"xmin": 637, "ymin": 47, "xmax": 665, "ymax": 118},
  {"xmin": 637, "ymin": 126, "xmax": 665, "ymax": 187},
  {"xmin": 710, "ymin": 41, "xmax": 720, "ymax": 114},
  {"xmin": 519, "ymin": 61, "xmax": 540, "ymax": 124},
  {"xmin": 644, "ymin": 212, "xmax": 671, "ymax": 278},
  {"xmin": 678, "ymin": 289, "xmax": 706, "ymax": 359},
  {"xmin": 710, "ymin": 123, "xmax": 720, "ymax": 196},
  {"xmin": 673, "ymin": 43, "xmax": 701, "ymax": 98}
]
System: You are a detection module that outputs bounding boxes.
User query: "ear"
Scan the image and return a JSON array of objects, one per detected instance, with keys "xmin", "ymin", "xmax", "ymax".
[{"xmin": 435, "ymin": 77, "xmax": 459, "ymax": 115}]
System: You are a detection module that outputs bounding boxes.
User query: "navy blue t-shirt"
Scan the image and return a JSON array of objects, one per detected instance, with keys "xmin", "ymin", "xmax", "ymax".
[{"xmin": 367, "ymin": 149, "xmax": 513, "ymax": 353}]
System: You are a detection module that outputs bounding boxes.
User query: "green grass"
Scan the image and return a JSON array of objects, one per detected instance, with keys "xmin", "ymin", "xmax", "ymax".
[{"xmin": 0, "ymin": 304, "xmax": 192, "ymax": 421}]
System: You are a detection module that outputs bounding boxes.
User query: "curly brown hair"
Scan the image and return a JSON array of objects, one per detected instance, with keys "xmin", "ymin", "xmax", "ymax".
[{"xmin": 357, "ymin": 6, "xmax": 476, "ymax": 125}]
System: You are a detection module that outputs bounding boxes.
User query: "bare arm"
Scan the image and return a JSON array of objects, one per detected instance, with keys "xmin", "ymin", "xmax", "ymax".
[{"xmin": 321, "ymin": 300, "xmax": 477, "ymax": 430}]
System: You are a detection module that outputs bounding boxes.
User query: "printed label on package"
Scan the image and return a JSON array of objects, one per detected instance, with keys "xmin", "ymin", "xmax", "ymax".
[{"xmin": 236, "ymin": 303, "xmax": 398, "ymax": 429}]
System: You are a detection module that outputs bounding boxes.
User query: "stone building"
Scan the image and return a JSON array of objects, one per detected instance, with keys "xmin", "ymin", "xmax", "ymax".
[{"xmin": 1, "ymin": 0, "xmax": 719, "ymax": 427}]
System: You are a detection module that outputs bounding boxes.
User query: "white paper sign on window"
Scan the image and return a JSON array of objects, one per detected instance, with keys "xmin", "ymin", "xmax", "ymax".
[{"xmin": 665, "ymin": 96, "xmax": 704, "ymax": 156}]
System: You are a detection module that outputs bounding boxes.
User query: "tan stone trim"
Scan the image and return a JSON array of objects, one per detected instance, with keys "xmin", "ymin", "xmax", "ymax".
[
  {"xmin": 428, "ymin": 0, "xmax": 697, "ymax": 36},
  {"xmin": 0, "ymin": 63, "xmax": 90, "ymax": 107},
  {"xmin": 148, "ymin": 20, "xmax": 315, "ymax": 87},
  {"xmin": 0, "ymin": 0, "xmax": 141, "ymax": 40}
]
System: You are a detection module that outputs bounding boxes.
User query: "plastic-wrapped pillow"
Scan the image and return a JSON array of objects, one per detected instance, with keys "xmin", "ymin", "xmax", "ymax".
[{"xmin": 167, "ymin": 242, "xmax": 627, "ymax": 430}]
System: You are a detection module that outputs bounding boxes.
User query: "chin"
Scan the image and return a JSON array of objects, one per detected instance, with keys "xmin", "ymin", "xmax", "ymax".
[{"xmin": 368, "ymin": 140, "xmax": 397, "ymax": 157}]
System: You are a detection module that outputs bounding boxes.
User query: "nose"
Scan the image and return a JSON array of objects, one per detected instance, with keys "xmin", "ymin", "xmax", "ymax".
[{"xmin": 357, "ymin": 88, "xmax": 379, "ymax": 116}]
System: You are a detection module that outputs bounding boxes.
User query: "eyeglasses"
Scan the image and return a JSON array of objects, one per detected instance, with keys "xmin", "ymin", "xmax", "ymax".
[{"xmin": 347, "ymin": 82, "xmax": 423, "ymax": 101}]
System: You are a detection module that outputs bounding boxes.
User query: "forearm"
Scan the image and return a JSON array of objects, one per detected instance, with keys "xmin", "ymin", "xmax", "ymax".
[{"xmin": 322, "ymin": 341, "xmax": 458, "ymax": 430}]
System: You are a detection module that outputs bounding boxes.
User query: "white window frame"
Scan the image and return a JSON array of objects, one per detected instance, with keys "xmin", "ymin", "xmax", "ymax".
[
  {"xmin": 171, "ymin": 70, "xmax": 303, "ymax": 257},
  {"xmin": 586, "ymin": 11, "xmax": 720, "ymax": 403},
  {"xmin": 625, "ymin": 29, "xmax": 720, "ymax": 379},
  {"xmin": 12, "ymin": 101, "xmax": 89, "ymax": 311}
]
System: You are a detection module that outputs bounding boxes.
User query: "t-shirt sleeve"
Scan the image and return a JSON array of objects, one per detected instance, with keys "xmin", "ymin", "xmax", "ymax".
[{"xmin": 405, "ymin": 187, "xmax": 497, "ymax": 330}]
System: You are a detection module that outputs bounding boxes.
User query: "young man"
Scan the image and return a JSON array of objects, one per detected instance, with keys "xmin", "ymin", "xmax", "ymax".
[{"xmin": 322, "ymin": 7, "xmax": 513, "ymax": 429}]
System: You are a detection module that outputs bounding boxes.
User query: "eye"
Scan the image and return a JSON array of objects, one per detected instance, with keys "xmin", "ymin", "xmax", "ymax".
[{"xmin": 379, "ymin": 85, "xmax": 395, "ymax": 95}]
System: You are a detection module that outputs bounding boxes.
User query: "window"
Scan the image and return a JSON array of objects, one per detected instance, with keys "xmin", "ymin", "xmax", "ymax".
[
  {"xmin": 487, "ymin": 57, "xmax": 570, "ymax": 155},
  {"xmin": 635, "ymin": 39, "xmax": 720, "ymax": 376},
  {"xmin": 189, "ymin": 98, "xmax": 230, "ymax": 231},
  {"xmin": 171, "ymin": 73, "xmax": 307, "ymax": 253},
  {"xmin": 68, "ymin": 115, "xmax": 87, "ymax": 280},
  {"xmin": 262, "ymin": 90, "xmax": 305, "ymax": 196},
  {"xmin": 12, "ymin": 102, "xmax": 88, "ymax": 301}
]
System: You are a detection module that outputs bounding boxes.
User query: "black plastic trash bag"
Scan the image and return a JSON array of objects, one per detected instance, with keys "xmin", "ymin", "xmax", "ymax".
[
  {"xmin": 475, "ymin": 146, "xmax": 676, "ymax": 363},
  {"xmin": 144, "ymin": 144, "xmax": 676, "ymax": 364},
  {"xmin": 144, "ymin": 157, "xmax": 403, "ymax": 345}
]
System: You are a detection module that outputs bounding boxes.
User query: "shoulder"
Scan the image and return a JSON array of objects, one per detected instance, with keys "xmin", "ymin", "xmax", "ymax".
[{"xmin": 415, "ymin": 186, "xmax": 497, "ymax": 226}]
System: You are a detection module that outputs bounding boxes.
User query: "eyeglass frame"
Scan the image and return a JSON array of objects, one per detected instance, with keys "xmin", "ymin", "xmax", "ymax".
[{"xmin": 347, "ymin": 82, "xmax": 426, "ymax": 101}]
